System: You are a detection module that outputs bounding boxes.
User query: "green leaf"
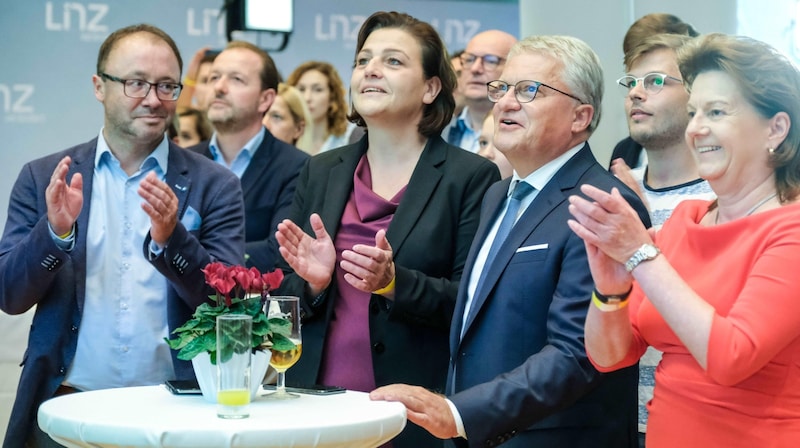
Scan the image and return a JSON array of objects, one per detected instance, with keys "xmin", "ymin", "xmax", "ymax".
[
  {"xmin": 268, "ymin": 317, "xmax": 293, "ymax": 338},
  {"xmin": 270, "ymin": 333, "xmax": 297, "ymax": 352}
]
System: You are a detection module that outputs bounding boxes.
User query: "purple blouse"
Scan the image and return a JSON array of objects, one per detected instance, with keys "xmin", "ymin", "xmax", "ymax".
[{"xmin": 318, "ymin": 155, "xmax": 406, "ymax": 392}]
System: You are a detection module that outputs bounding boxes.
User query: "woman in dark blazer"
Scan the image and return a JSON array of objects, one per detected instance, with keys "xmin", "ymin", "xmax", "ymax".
[{"xmin": 275, "ymin": 11, "xmax": 499, "ymax": 447}]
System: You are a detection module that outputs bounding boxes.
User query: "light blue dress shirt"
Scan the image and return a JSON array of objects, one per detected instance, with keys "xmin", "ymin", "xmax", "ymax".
[
  {"xmin": 447, "ymin": 107, "xmax": 480, "ymax": 153},
  {"xmin": 208, "ymin": 126, "xmax": 266, "ymax": 178},
  {"xmin": 64, "ymin": 131, "xmax": 174, "ymax": 391}
]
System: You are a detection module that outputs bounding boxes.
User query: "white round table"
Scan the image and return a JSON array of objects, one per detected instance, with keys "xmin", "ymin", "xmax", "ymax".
[{"xmin": 38, "ymin": 385, "xmax": 406, "ymax": 447}]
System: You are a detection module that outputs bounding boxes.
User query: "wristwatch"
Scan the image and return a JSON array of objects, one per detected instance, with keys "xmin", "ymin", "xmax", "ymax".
[{"xmin": 625, "ymin": 244, "xmax": 660, "ymax": 272}]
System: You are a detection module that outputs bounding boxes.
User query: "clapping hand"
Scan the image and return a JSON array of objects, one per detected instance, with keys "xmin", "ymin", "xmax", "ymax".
[
  {"xmin": 45, "ymin": 156, "xmax": 83, "ymax": 236},
  {"xmin": 276, "ymin": 213, "xmax": 336, "ymax": 295},
  {"xmin": 138, "ymin": 171, "xmax": 178, "ymax": 248},
  {"xmin": 341, "ymin": 229, "xmax": 395, "ymax": 296}
]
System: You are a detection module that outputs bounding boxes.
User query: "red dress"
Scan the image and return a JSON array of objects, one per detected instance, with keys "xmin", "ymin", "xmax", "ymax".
[{"xmin": 595, "ymin": 200, "xmax": 800, "ymax": 447}]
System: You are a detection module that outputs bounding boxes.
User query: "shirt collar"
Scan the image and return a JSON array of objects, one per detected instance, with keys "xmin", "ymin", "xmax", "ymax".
[
  {"xmin": 456, "ymin": 107, "xmax": 474, "ymax": 131},
  {"xmin": 208, "ymin": 126, "xmax": 266, "ymax": 164},
  {"xmin": 507, "ymin": 142, "xmax": 585, "ymax": 197},
  {"xmin": 94, "ymin": 128, "xmax": 169, "ymax": 173}
]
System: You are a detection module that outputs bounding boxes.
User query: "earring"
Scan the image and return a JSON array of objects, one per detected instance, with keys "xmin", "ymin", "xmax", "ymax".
[{"xmin": 768, "ymin": 147, "xmax": 776, "ymax": 154}]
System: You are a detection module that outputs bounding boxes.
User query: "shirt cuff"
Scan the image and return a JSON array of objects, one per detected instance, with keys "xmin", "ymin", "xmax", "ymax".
[
  {"xmin": 148, "ymin": 239, "xmax": 164, "ymax": 258},
  {"xmin": 49, "ymin": 223, "xmax": 75, "ymax": 252},
  {"xmin": 445, "ymin": 398, "xmax": 467, "ymax": 440}
]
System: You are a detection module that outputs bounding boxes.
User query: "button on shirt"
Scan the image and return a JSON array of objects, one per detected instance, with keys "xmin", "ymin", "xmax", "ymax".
[
  {"xmin": 65, "ymin": 131, "xmax": 173, "ymax": 391},
  {"xmin": 208, "ymin": 126, "xmax": 265, "ymax": 178}
]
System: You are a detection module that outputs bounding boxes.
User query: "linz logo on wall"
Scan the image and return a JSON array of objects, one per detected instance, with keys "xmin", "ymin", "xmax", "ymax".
[
  {"xmin": 314, "ymin": 14, "xmax": 480, "ymax": 49},
  {"xmin": 0, "ymin": 84, "xmax": 46, "ymax": 124},
  {"xmin": 187, "ymin": 8, "xmax": 225, "ymax": 37},
  {"xmin": 45, "ymin": 2, "xmax": 109, "ymax": 42}
]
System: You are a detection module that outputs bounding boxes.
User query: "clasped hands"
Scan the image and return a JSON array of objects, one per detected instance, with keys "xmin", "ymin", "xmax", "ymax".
[
  {"xmin": 46, "ymin": 156, "xmax": 179, "ymax": 247},
  {"xmin": 275, "ymin": 213, "xmax": 395, "ymax": 297},
  {"xmin": 567, "ymin": 184, "xmax": 655, "ymax": 293}
]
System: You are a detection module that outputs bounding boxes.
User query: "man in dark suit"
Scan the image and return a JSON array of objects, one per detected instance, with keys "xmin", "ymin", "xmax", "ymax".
[
  {"xmin": 0, "ymin": 24, "xmax": 245, "ymax": 447},
  {"xmin": 372, "ymin": 35, "xmax": 650, "ymax": 447},
  {"xmin": 189, "ymin": 41, "xmax": 308, "ymax": 272}
]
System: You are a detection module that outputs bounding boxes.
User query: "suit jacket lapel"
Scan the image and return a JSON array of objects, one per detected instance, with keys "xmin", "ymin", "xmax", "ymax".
[
  {"xmin": 240, "ymin": 132, "xmax": 272, "ymax": 198},
  {"xmin": 458, "ymin": 144, "xmax": 596, "ymax": 342},
  {"xmin": 386, "ymin": 137, "xmax": 445, "ymax": 257},
  {"xmin": 164, "ymin": 143, "xmax": 192, "ymax": 222},
  {"xmin": 71, "ymin": 140, "xmax": 98, "ymax": 312},
  {"xmin": 450, "ymin": 178, "xmax": 509, "ymax": 352},
  {"xmin": 319, "ymin": 144, "xmax": 364, "ymax": 238}
]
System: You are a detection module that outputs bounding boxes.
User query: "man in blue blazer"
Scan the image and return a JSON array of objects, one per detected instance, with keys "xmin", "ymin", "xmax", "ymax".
[
  {"xmin": 372, "ymin": 35, "xmax": 650, "ymax": 447},
  {"xmin": 189, "ymin": 41, "xmax": 308, "ymax": 272},
  {"xmin": 0, "ymin": 25, "xmax": 245, "ymax": 447}
]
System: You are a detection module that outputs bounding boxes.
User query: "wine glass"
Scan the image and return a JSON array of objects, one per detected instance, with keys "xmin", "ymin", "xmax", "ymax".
[{"xmin": 263, "ymin": 296, "xmax": 302, "ymax": 400}]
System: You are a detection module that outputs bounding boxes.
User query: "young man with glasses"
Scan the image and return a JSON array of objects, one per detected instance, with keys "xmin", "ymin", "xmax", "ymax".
[
  {"xmin": 443, "ymin": 30, "xmax": 516, "ymax": 153},
  {"xmin": 372, "ymin": 35, "xmax": 648, "ymax": 447},
  {"xmin": 0, "ymin": 24, "xmax": 245, "ymax": 447},
  {"xmin": 612, "ymin": 33, "xmax": 715, "ymax": 448},
  {"xmin": 610, "ymin": 14, "xmax": 700, "ymax": 170}
]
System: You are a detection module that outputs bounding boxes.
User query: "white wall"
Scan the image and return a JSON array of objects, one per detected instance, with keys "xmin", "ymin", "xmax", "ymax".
[{"xmin": 519, "ymin": 0, "xmax": 737, "ymax": 166}]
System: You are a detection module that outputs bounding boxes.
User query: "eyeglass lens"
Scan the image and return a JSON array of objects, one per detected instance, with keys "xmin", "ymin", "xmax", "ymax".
[
  {"xmin": 487, "ymin": 81, "xmax": 539, "ymax": 103},
  {"xmin": 125, "ymin": 80, "xmax": 181, "ymax": 100},
  {"xmin": 620, "ymin": 74, "xmax": 667, "ymax": 93},
  {"xmin": 462, "ymin": 53, "xmax": 502, "ymax": 70}
]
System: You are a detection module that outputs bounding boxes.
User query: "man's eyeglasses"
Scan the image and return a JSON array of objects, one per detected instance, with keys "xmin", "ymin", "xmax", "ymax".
[
  {"xmin": 487, "ymin": 80, "xmax": 585, "ymax": 104},
  {"xmin": 617, "ymin": 73, "xmax": 683, "ymax": 95},
  {"xmin": 100, "ymin": 73, "xmax": 182, "ymax": 101},
  {"xmin": 460, "ymin": 52, "xmax": 505, "ymax": 71}
]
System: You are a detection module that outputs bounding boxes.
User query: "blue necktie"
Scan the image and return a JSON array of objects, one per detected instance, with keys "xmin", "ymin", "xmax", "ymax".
[
  {"xmin": 472, "ymin": 181, "xmax": 535, "ymax": 303},
  {"xmin": 447, "ymin": 118, "xmax": 467, "ymax": 146}
]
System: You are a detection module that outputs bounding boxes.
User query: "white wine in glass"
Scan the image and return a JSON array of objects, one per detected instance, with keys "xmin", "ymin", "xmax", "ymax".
[{"xmin": 264, "ymin": 296, "xmax": 302, "ymax": 400}]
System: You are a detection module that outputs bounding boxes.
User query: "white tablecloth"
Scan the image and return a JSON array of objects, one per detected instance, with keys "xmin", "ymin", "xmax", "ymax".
[{"xmin": 38, "ymin": 385, "xmax": 406, "ymax": 448}]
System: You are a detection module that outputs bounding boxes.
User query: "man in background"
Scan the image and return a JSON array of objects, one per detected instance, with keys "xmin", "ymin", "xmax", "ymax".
[
  {"xmin": 190, "ymin": 41, "xmax": 308, "ymax": 272},
  {"xmin": 443, "ymin": 30, "xmax": 516, "ymax": 153},
  {"xmin": 0, "ymin": 24, "xmax": 245, "ymax": 447}
]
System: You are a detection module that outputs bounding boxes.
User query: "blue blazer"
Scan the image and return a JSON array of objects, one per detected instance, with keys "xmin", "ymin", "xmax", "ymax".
[
  {"xmin": 189, "ymin": 128, "xmax": 309, "ymax": 272},
  {"xmin": 277, "ymin": 135, "xmax": 500, "ymax": 447},
  {"xmin": 0, "ymin": 138, "xmax": 246, "ymax": 447},
  {"xmin": 448, "ymin": 144, "xmax": 650, "ymax": 448}
]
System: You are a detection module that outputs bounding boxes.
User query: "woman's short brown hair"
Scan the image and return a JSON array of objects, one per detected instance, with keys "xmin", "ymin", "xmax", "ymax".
[
  {"xmin": 346, "ymin": 11, "xmax": 456, "ymax": 138},
  {"xmin": 679, "ymin": 33, "xmax": 800, "ymax": 202}
]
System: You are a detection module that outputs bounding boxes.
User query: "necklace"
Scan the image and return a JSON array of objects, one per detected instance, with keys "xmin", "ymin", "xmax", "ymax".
[{"xmin": 715, "ymin": 192, "xmax": 778, "ymax": 225}]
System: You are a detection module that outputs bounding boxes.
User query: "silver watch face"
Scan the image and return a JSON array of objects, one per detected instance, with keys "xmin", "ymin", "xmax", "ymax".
[{"xmin": 642, "ymin": 244, "xmax": 659, "ymax": 257}]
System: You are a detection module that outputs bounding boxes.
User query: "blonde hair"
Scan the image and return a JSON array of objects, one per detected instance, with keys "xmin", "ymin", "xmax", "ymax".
[{"xmin": 277, "ymin": 83, "xmax": 312, "ymax": 151}]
